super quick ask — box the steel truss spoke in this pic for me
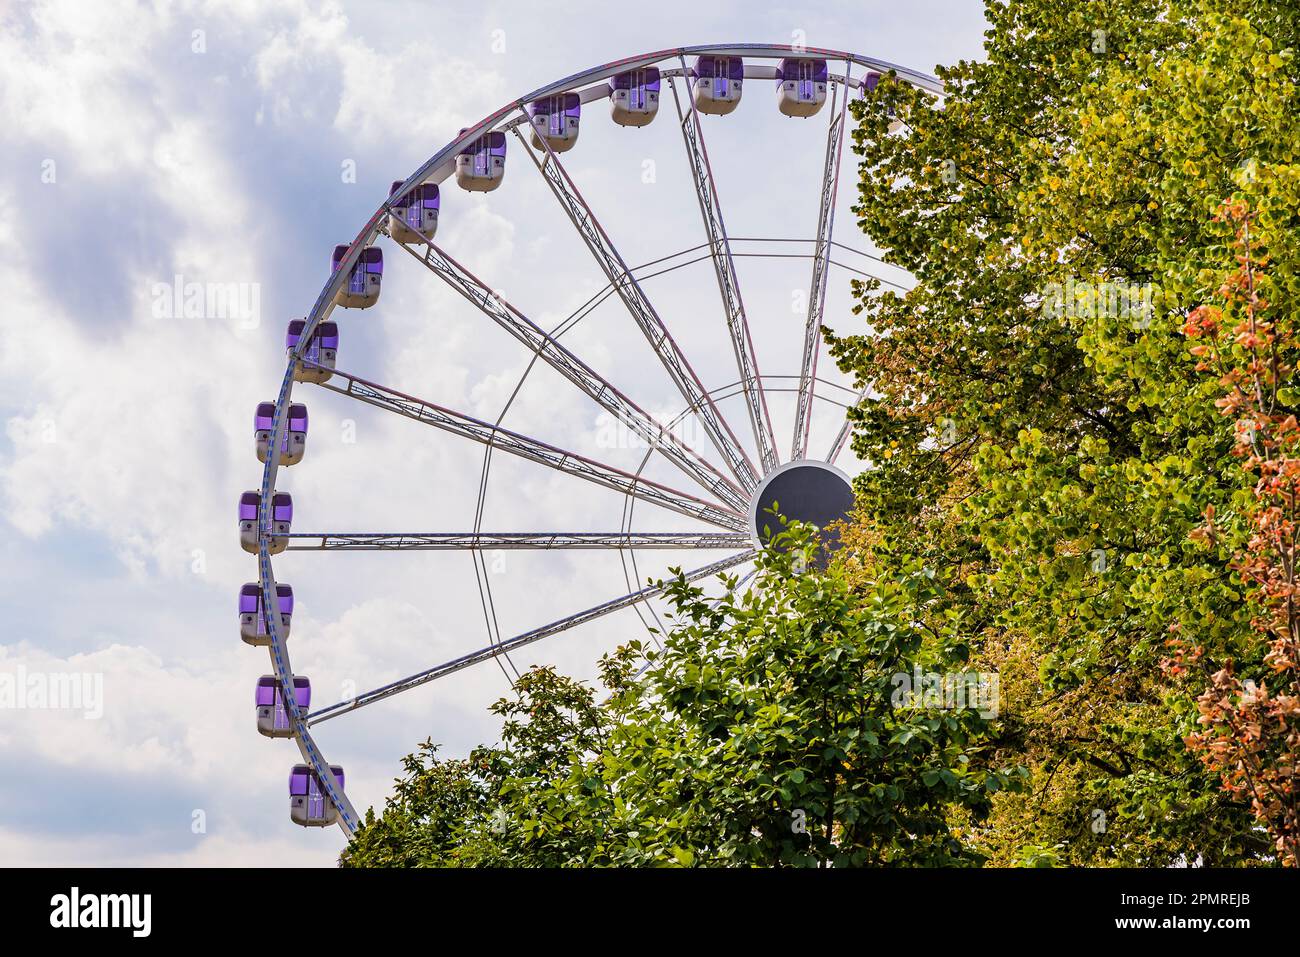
[827,385,867,463]
[314,365,747,531]
[306,549,756,725]
[399,241,748,513]
[510,122,761,493]
[285,531,751,550]
[669,63,779,475]
[793,71,851,461]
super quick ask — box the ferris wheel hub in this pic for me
[748,459,855,554]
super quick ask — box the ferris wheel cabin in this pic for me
[529,93,582,152]
[239,491,292,555]
[609,66,660,127]
[455,130,507,192]
[691,55,743,115]
[776,57,828,117]
[331,245,384,309]
[286,320,338,384]
[290,764,346,827]
[388,181,440,244]
[861,71,906,133]
[239,582,294,646]
[256,676,310,738]
[254,402,308,467]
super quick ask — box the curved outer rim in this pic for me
[258,43,942,837]
[746,458,855,548]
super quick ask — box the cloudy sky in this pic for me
[0,0,987,866]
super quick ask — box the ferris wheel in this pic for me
[240,44,942,834]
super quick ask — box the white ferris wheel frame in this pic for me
[253,43,943,835]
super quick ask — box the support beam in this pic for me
[827,386,867,463]
[401,240,748,513]
[669,65,779,475]
[792,72,851,461]
[307,549,756,725]
[314,365,748,531]
[511,123,761,491]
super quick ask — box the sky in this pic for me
[0,0,989,866]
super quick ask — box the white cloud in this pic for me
[0,1,172,177]
[250,0,506,145]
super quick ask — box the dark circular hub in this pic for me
[749,461,855,554]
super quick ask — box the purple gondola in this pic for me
[331,245,383,309]
[776,57,828,117]
[286,319,338,384]
[290,764,345,827]
[692,55,743,115]
[528,92,581,153]
[238,491,258,554]
[455,129,507,192]
[256,675,310,738]
[609,67,660,127]
[238,490,292,554]
[254,402,308,466]
[239,582,294,646]
[861,71,905,133]
[388,180,440,244]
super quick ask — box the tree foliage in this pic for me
[825,0,1300,864]
[1173,198,1300,864]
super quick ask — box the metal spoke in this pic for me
[285,531,751,550]
[510,121,761,492]
[313,365,748,531]
[399,240,748,513]
[792,70,852,461]
[669,61,779,475]
[827,385,867,463]
[306,549,756,725]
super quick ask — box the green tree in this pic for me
[825,0,1300,863]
